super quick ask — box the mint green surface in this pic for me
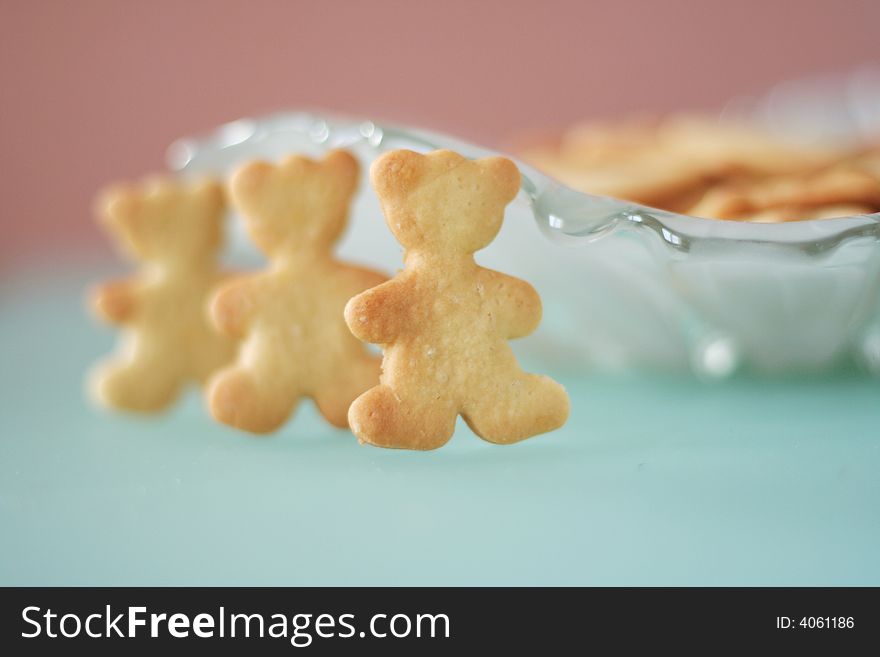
[1,261,878,586]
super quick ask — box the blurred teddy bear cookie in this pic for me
[89,178,236,411]
[207,149,387,434]
[345,149,570,450]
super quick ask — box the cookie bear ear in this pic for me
[95,184,140,229]
[322,149,359,195]
[191,178,226,212]
[479,156,521,204]
[370,149,426,200]
[230,161,275,200]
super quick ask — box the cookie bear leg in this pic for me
[348,385,456,450]
[313,356,381,429]
[463,373,569,444]
[93,358,180,412]
[208,366,300,434]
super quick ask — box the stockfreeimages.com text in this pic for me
[21,606,450,646]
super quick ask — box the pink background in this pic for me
[2,0,878,266]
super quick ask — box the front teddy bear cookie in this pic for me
[207,150,387,434]
[345,149,570,450]
[90,178,236,411]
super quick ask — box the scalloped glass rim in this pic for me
[166,110,880,256]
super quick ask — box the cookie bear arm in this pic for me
[211,275,260,339]
[92,279,139,324]
[486,270,542,339]
[338,263,389,296]
[344,277,410,344]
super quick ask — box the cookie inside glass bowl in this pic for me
[515,115,880,222]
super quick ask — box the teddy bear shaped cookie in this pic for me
[345,149,570,450]
[207,150,387,434]
[90,178,236,412]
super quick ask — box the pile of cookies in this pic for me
[89,149,570,450]
[517,116,880,222]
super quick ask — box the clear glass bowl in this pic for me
[167,110,880,378]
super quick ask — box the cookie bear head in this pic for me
[229,150,359,258]
[370,150,520,255]
[97,178,225,266]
